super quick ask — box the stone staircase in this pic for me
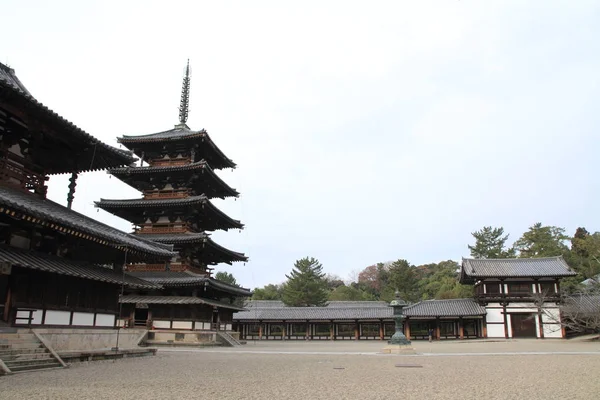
[216,331,242,347]
[0,332,65,374]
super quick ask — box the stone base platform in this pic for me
[58,348,157,363]
[381,345,417,355]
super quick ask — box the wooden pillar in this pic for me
[354,320,359,340]
[404,318,411,339]
[330,320,334,340]
[282,321,287,341]
[458,318,464,340]
[3,286,11,322]
[435,318,441,340]
[379,320,384,341]
[500,280,509,338]
[305,321,310,340]
[482,316,488,338]
[258,321,263,340]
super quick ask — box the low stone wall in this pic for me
[148,330,217,344]
[34,328,147,352]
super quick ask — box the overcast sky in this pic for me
[2,1,599,288]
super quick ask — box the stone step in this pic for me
[1,343,44,351]
[0,333,36,340]
[4,357,58,368]
[0,352,53,362]
[9,361,63,373]
[0,347,47,357]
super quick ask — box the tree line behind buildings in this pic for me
[240,223,600,307]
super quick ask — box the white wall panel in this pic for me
[45,310,71,325]
[543,323,563,338]
[95,313,115,327]
[541,308,561,323]
[153,320,171,329]
[172,321,193,330]
[486,324,505,338]
[31,310,43,324]
[72,312,94,326]
[486,308,504,323]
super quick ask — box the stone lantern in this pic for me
[388,290,411,345]
[382,291,415,354]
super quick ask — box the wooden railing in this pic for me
[0,154,48,196]
[137,225,189,234]
[476,292,560,300]
[149,157,191,167]
[143,190,190,200]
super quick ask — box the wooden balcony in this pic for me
[0,154,48,196]
[149,157,191,167]
[143,190,190,200]
[127,263,170,272]
[476,292,561,301]
[136,224,190,234]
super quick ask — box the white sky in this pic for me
[2,1,599,289]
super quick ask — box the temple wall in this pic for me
[34,328,147,351]
[16,309,115,328]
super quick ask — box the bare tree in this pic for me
[533,288,600,336]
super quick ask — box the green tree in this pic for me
[214,271,238,286]
[328,285,375,301]
[514,223,570,258]
[418,260,473,300]
[325,274,345,290]
[566,230,600,289]
[282,257,329,307]
[385,259,420,302]
[252,284,283,300]
[468,226,516,258]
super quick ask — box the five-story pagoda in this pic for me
[96,62,250,331]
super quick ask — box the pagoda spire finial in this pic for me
[178,59,191,125]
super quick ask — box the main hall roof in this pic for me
[0,63,136,173]
[0,245,160,289]
[0,186,176,258]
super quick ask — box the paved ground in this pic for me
[2,339,600,399]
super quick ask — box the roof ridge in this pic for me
[464,256,563,261]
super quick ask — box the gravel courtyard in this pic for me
[2,340,600,400]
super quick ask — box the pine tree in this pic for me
[282,257,329,307]
[468,226,516,258]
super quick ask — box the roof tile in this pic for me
[0,245,160,289]
[461,257,576,281]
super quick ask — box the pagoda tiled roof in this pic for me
[0,63,136,173]
[136,232,247,264]
[0,245,160,289]
[119,294,246,311]
[95,196,244,231]
[120,126,208,142]
[136,232,209,244]
[118,125,236,169]
[107,160,239,199]
[127,270,252,296]
[109,160,211,174]
[0,186,176,258]
[460,257,576,282]
[96,195,209,208]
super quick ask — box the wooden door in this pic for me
[510,313,536,338]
